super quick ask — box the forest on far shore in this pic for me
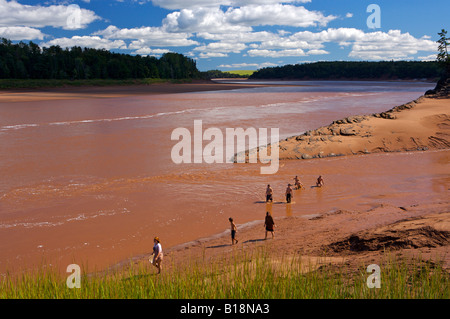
[249,61,442,80]
[0,38,200,80]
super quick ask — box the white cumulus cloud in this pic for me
[218,62,278,69]
[94,25,199,47]
[418,54,437,61]
[131,47,170,56]
[248,48,307,58]
[41,36,127,50]
[0,26,45,40]
[194,42,247,54]
[163,7,252,33]
[163,4,335,33]
[225,4,336,28]
[150,0,311,10]
[347,30,437,60]
[0,0,100,30]
[199,52,228,58]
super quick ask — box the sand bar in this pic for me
[261,96,450,160]
[0,80,267,103]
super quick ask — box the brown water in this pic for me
[1,81,447,274]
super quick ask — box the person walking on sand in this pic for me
[266,184,273,203]
[229,217,238,245]
[264,212,275,239]
[151,236,163,274]
[316,175,324,187]
[285,183,293,203]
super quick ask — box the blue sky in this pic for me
[0,0,449,71]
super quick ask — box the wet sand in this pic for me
[0,81,448,277]
[146,198,450,276]
[125,150,450,276]
[0,80,266,103]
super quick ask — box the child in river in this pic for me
[316,175,324,187]
[293,176,303,189]
[285,184,293,203]
[266,184,273,202]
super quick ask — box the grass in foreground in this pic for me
[1,248,448,299]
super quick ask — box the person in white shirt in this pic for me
[151,236,163,274]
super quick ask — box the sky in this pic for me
[0,0,449,71]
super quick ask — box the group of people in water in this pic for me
[266,175,324,204]
[228,175,325,246]
[151,175,325,273]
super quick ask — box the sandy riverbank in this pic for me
[272,96,450,160]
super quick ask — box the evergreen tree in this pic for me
[437,29,450,74]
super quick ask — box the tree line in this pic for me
[249,61,442,80]
[0,38,200,80]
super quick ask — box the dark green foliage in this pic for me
[437,29,450,75]
[0,38,199,80]
[250,61,442,80]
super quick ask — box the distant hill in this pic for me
[250,61,442,81]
